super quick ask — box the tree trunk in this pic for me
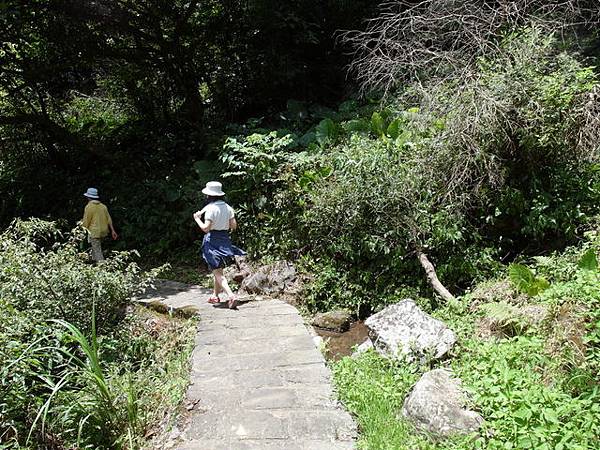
[416,250,455,302]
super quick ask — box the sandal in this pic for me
[207,296,220,304]
[228,295,238,309]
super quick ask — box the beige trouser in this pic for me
[88,235,105,262]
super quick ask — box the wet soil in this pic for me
[314,321,370,361]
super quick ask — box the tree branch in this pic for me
[416,250,455,302]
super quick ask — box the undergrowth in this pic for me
[0,220,196,449]
[332,235,600,450]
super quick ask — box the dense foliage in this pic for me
[0,220,155,331]
[0,0,376,243]
[0,220,194,449]
[218,29,600,311]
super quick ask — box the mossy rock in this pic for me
[312,310,352,332]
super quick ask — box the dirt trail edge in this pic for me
[136,280,357,450]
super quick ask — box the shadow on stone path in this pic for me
[137,280,356,450]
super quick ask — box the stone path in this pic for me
[137,281,356,450]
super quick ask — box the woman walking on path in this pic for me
[81,187,118,262]
[193,181,245,309]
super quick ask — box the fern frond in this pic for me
[480,301,520,323]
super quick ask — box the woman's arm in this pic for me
[229,217,238,231]
[108,222,119,240]
[193,211,212,233]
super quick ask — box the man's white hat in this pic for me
[202,181,225,197]
[84,187,99,199]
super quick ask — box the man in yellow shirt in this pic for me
[82,187,118,262]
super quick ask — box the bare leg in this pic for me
[214,268,238,309]
[213,268,234,298]
[213,272,222,298]
[206,266,223,303]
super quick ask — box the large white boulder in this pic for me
[365,299,456,363]
[401,369,483,437]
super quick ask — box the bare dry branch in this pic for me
[341,0,600,95]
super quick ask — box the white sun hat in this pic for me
[202,181,225,197]
[84,187,99,199]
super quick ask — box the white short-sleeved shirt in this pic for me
[204,201,235,230]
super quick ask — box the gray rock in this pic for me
[241,272,270,294]
[240,261,296,296]
[365,299,457,363]
[232,270,250,283]
[268,261,296,292]
[225,256,252,283]
[312,310,352,332]
[401,369,483,437]
[352,338,374,357]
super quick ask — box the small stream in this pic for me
[313,321,370,361]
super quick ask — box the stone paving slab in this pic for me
[177,439,355,450]
[139,280,356,449]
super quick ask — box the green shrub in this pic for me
[0,303,195,450]
[0,301,59,449]
[508,263,550,297]
[303,133,499,297]
[221,130,325,257]
[0,219,159,332]
[0,219,193,449]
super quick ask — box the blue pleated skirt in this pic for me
[202,230,246,271]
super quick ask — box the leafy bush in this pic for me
[0,219,193,449]
[455,336,600,450]
[537,262,600,394]
[303,131,497,297]
[220,131,325,257]
[508,263,550,297]
[0,219,158,332]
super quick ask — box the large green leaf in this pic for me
[316,118,337,147]
[509,263,550,296]
[509,263,535,294]
[387,119,401,139]
[343,119,370,134]
[578,248,598,271]
[528,277,550,296]
[371,112,386,137]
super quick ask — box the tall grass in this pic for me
[28,306,138,449]
[1,221,195,449]
[13,306,196,450]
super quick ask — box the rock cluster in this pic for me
[239,261,297,296]
[355,299,483,439]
